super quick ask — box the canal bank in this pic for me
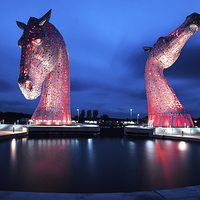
[2,124,200,143]
[1,184,200,199]
[1,126,200,198]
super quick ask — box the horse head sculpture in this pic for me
[143,13,200,127]
[17,9,71,125]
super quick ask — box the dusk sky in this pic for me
[1,0,200,119]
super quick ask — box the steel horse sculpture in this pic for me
[143,13,200,127]
[17,9,71,125]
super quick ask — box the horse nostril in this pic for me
[25,81,33,91]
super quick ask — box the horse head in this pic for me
[143,12,200,69]
[17,9,61,100]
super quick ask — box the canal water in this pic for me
[0,136,200,193]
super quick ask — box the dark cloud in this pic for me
[71,79,99,91]
[0,79,15,92]
[99,109,148,119]
[127,90,147,101]
[0,99,35,114]
[0,99,26,106]
[111,44,148,79]
[119,42,200,83]
[165,45,200,80]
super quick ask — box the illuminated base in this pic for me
[155,127,200,135]
[27,124,100,135]
[124,125,200,137]
[148,113,194,128]
[30,118,71,126]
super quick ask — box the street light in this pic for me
[77,109,79,123]
[130,109,132,121]
[137,114,140,124]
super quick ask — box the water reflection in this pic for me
[155,140,172,183]
[87,138,94,172]
[145,140,155,160]
[22,137,27,143]
[87,138,92,151]
[24,138,72,192]
[11,139,16,162]
[0,137,200,193]
[121,139,135,155]
[178,141,187,151]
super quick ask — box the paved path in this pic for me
[0,130,25,135]
[0,124,27,140]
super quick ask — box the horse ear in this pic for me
[143,46,152,52]
[16,21,27,30]
[38,9,52,26]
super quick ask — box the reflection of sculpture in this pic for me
[17,10,71,125]
[143,13,200,127]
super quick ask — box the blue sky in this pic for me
[0,0,200,119]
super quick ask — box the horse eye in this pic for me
[32,38,42,46]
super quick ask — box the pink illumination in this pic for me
[17,10,71,125]
[144,13,200,127]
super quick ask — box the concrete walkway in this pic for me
[0,124,27,140]
[154,133,200,143]
[1,185,200,200]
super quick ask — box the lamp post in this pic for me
[137,114,140,124]
[130,109,132,121]
[77,109,79,123]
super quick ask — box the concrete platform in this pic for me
[1,184,200,200]
[155,127,200,135]
[0,124,100,138]
[0,124,27,140]
[124,125,155,137]
[124,126,200,143]
[28,124,100,135]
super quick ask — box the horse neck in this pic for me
[144,60,184,114]
[40,45,70,107]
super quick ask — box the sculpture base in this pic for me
[148,113,194,128]
[124,126,155,137]
[27,124,100,136]
[124,126,200,139]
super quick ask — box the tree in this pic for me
[93,110,98,120]
[86,110,92,120]
[101,114,109,120]
[79,110,85,122]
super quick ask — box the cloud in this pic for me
[164,45,200,80]
[0,99,26,106]
[0,79,15,92]
[0,99,35,114]
[71,79,102,92]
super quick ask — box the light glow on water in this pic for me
[11,139,16,164]
[178,141,187,151]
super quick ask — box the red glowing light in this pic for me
[17,10,71,125]
[144,13,200,127]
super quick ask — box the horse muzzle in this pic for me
[18,79,41,100]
